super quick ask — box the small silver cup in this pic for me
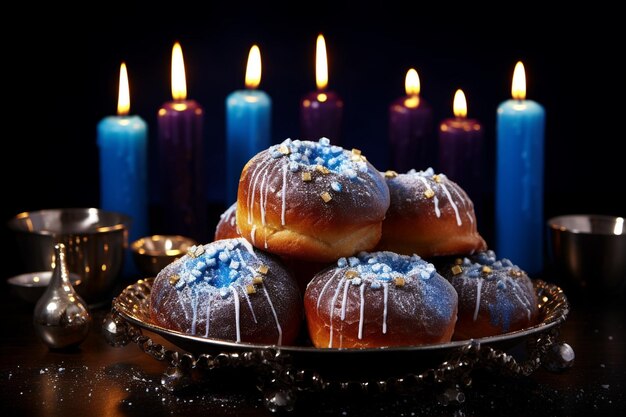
[547,214,626,295]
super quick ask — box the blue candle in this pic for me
[226,45,272,205]
[97,62,148,246]
[496,61,545,275]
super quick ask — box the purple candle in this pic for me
[388,68,434,172]
[157,42,207,242]
[438,89,484,206]
[300,34,343,144]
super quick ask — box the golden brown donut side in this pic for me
[237,139,390,262]
[376,168,487,258]
[214,202,240,240]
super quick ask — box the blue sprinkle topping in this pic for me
[337,258,348,268]
[337,251,437,284]
[267,138,368,178]
[331,181,342,192]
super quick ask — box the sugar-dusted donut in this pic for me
[150,238,302,345]
[376,168,486,258]
[304,251,458,348]
[236,138,390,262]
[441,250,539,340]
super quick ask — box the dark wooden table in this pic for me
[1,279,624,417]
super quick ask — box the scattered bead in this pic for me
[316,165,330,174]
[424,189,435,198]
[169,275,180,286]
[394,276,405,287]
[278,145,290,155]
[451,265,463,275]
[482,266,492,274]
[345,270,359,279]
[257,264,269,275]
[433,174,442,183]
[246,284,256,294]
[321,191,332,202]
[253,276,264,285]
[302,171,312,182]
[384,170,398,178]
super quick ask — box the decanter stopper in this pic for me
[33,243,92,349]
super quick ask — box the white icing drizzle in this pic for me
[340,280,351,320]
[261,285,283,345]
[450,185,475,225]
[230,285,241,342]
[190,289,198,335]
[239,239,257,257]
[510,279,533,320]
[439,182,462,226]
[177,290,190,321]
[473,278,483,322]
[204,299,211,337]
[281,161,287,226]
[328,277,346,348]
[358,282,365,340]
[417,176,440,217]
[246,158,270,224]
[250,225,256,245]
[259,167,269,226]
[238,284,258,323]
[316,270,341,312]
[382,282,389,334]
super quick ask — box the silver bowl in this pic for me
[130,235,196,277]
[547,214,626,294]
[8,271,82,304]
[7,208,130,304]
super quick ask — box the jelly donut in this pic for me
[441,250,539,340]
[236,138,391,262]
[304,251,458,348]
[149,237,303,345]
[376,168,487,258]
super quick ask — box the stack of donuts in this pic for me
[151,137,539,348]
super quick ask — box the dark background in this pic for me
[2,3,624,280]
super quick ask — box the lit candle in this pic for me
[225,45,272,205]
[388,68,434,172]
[438,89,484,206]
[496,61,546,275]
[157,42,207,242]
[300,34,343,144]
[97,62,148,245]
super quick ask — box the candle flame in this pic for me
[315,34,328,90]
[512,61,526,100]
[245,45,262,89]
[405,68,420,96]
[453,89,467,118]
[117,62,130,116]
[171,42,187,100]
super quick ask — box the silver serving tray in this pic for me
[112,277,569,378]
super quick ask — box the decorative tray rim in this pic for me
[111,277,569,355]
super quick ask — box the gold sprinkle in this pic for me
[384,170,398,178]
[351,154,364,162]
[257,264,269,275]
[482,266,492,274]
[394,276,405,287]
[351,148,362,156]
[278,145,290,155]
[169,275,180,286]
[316,165,330,174]
[345,270,359,279]
[454,258,463,265]
[187,245,205,258]
[509,269,522,277]
[424,189,435,198]
[321,191,332,203]
[451,265,463,275]
[433,174,442,183]
[302,172,312,182]
[246,284,257,294]
[253,276,264,285]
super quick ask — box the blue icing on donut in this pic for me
[268,137,369,178]
[175,239,258,291]
[335,251,437,282]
